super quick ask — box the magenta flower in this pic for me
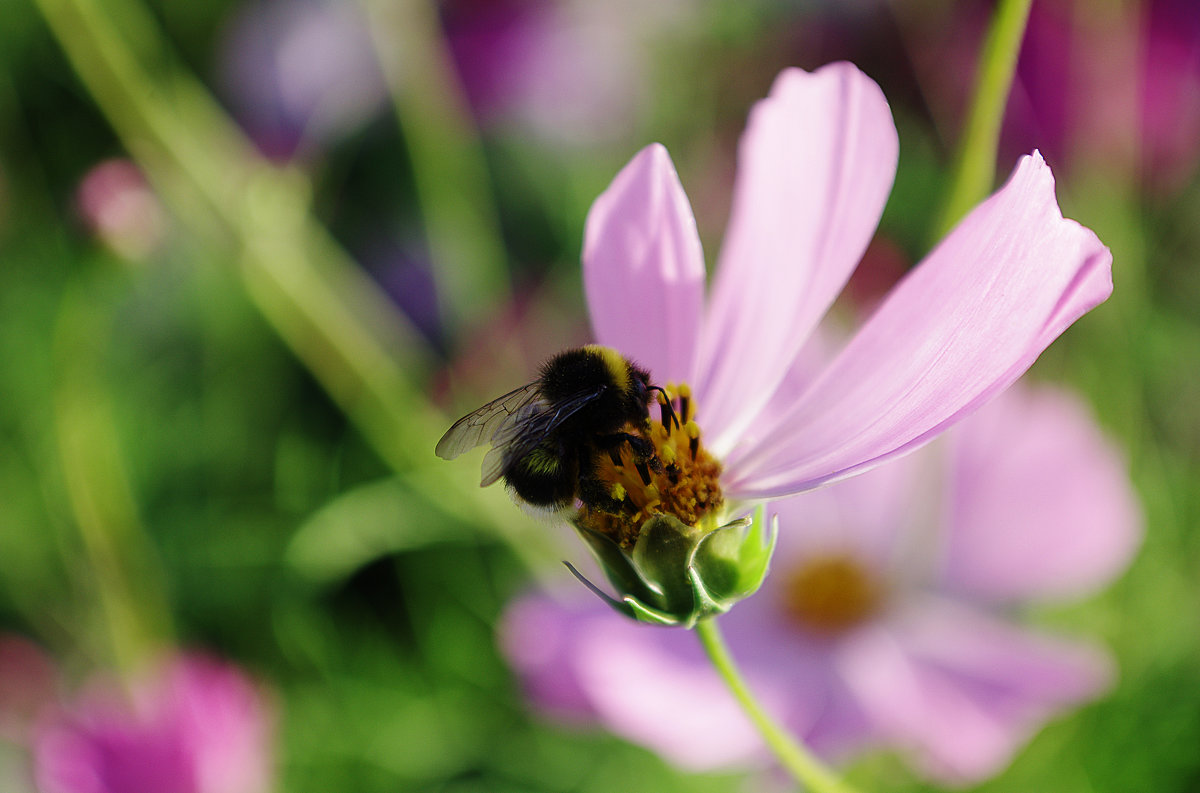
[559,61,1111,624]
[33,653,273,793]
[500,383,1141,783]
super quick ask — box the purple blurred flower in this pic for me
[583,61,1111,505]
[218,0,386,159]
[441,0,685,146]
[915,0,1200,191]
[500,383,1141,783]
[33,654,273,793]
[1139,0,1200,191]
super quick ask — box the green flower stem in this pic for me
[361,0,512,332]
[31,0,556,569]
[933,0,1034,240]
[695,617,866,793]
[53,279,173,672]
[32,0,441,448]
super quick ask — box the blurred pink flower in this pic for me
[74,159,167,263]
[583,61,1112,504]
[33,654,273,793]
[0,636,57,744]
[441,0,686,147]
[1138,0,1200,191]
[500,383,1141,783]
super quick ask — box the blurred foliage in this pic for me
[0,0,1198,791]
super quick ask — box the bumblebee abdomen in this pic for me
[504,445,579,508]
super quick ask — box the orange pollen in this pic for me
[576,383,724,548]
[780,554,884,635]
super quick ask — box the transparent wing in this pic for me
[480,401,548,486]
[477,385,608,487]
[435,381,542,460]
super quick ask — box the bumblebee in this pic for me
[436,345,673,511]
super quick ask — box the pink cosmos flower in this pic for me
[582,61,1111,508]
[33,653,273,793]
[445,61,1112,627]
[499,382,1142,783]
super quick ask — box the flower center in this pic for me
[780,554,883,635]
[575,383,724,548]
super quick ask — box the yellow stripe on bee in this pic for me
[586,344,630,394]
[524,447,561,475]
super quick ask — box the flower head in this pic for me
[500,383,1142,783]
[33,653,273,793]
[566,62,1111,622]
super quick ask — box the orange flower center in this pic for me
[575,383,724,548]
[780,554,883,635]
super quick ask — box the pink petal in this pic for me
[496,594,602,721]
[696,62,898,453]
[574,618,767,771]
[165,655,274,793]
[941,384,1142,601]
[33,653,273,793]
[499,590,766,770]
[767,447,945,578]
[719,590,879,760]
[839,598,1113,785]
[583,143,706,386]
[726,151,1113,498]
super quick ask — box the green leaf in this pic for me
[285,477,467,584]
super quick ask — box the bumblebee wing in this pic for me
[435,381,542,460]
[478,385,608,487]
[479,401,549,486]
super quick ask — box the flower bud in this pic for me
[568,509,777,628]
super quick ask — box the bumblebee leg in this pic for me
[596,432,661,472]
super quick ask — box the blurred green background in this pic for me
[0,0,1198,791]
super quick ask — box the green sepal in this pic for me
[570,507,778,628]
[695,505,777,603]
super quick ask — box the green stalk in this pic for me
[932,0,1035,239]
[361,0,511,333]
[31,0,556,567]
[53,279,173,672]
[695,618,867,793]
